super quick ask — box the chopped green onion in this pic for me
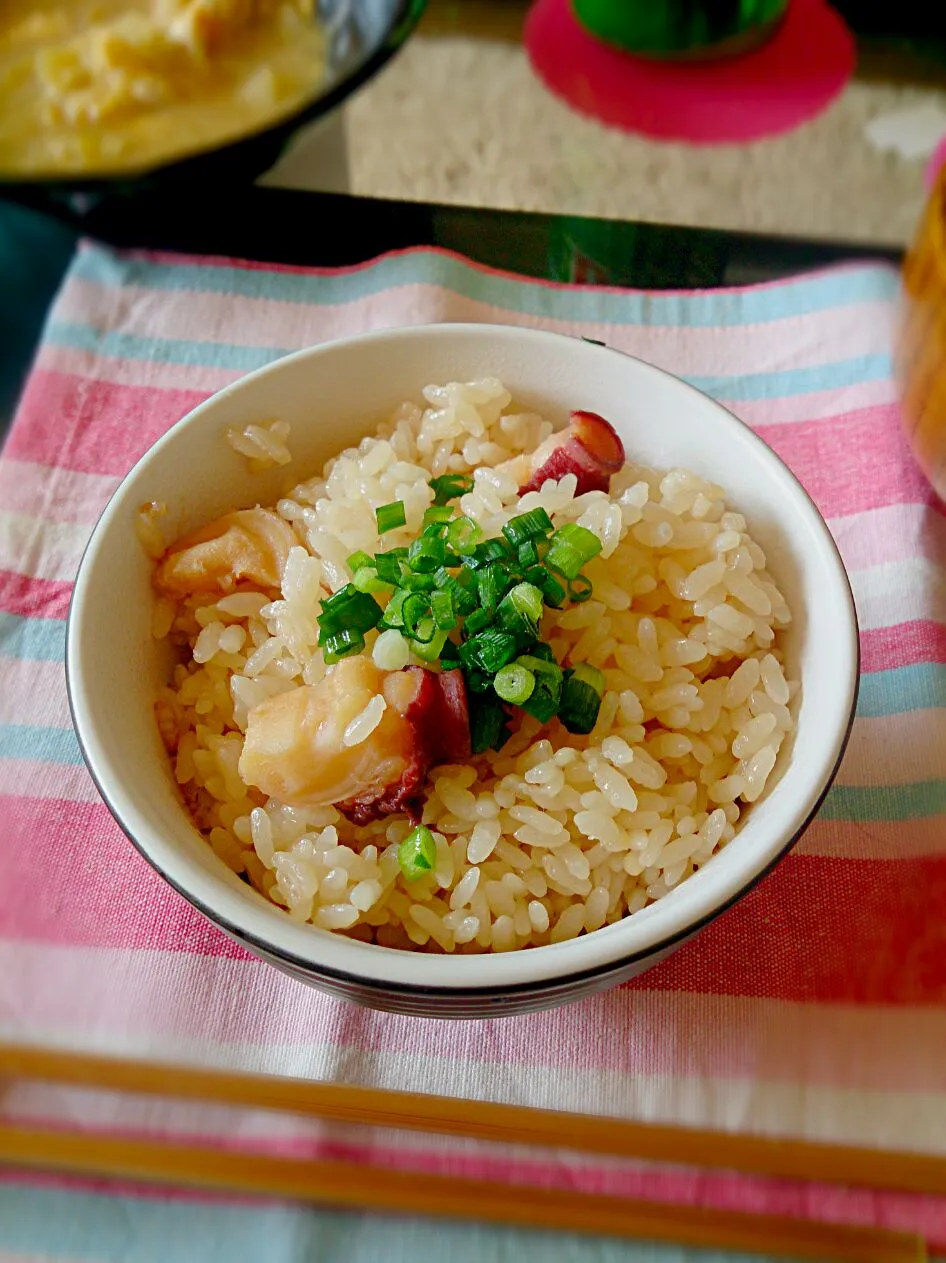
[398,825,437,881]
[502,506,554,548]
[318,584,383,636]
[463,607,492,636]
[376,500,406,534]
[423,505,455,529]
[430,588,457,630]
[517,539,540,569]
[352,566,391,596]
[402,593,433,641]
[346,549,373,574]
[545,523,602,579]
[374,549,406,585]
[526,641,556,663]
[407,534,446,574]
[516,654,564,722]
[429,473,474,506]
[525,565,567,609]
[446,515,482,556]
[434,567,478,616]
[477,562,511,613]
[459,628,518,673]
[568,574,593,603]
[411,624,450,662]
[322,628,365,665]
[469,694,511,754]
[493,663,535,706]
[400,571,437,592]
[469,537,511,569]
[464,666,492,694]
[559,663,605,734]
[439,639,462,670]
[380,587,409,629]
[496,582,544,635]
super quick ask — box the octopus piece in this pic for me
[517,410,625,497]
[154,506,295,599]
[238,657,470,824]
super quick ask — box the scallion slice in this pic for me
[374,549,406,585]
[429,473,474,506]
[408,533,446,574]
[515,654,564,723]
[459,628,518,673]
[422,505,455,529]
[346,549,373,574]
[524,564,567,609]
[496,582,544,633]
[502,506,553,548]
[559,662,605,734]
[477,562,511,612]
[376,500,406,534]
[379,587,409,629]
[517,539,540,569]
[411,624,449,661]
[544,523,602,579]
[568,573,593,603]
[463,607,492,636]
[398,825,437,881]
[322,628,365,665]
[318,584,383,636]
[446,515,482,556]
[469,537,511,569]
[469,694,511,754]
[430,588,457,630]
[402,593,433,641]
[493,663,535,706]
[352,566,391,596]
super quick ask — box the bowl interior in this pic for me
[68,324,858,993]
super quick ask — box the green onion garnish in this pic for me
[517,539,540,569]
[376,500,406,534]
[515,654,564,722]
[347,549,373,574]
[496,582,544,635]
[318,584,383,637]
[559,662,605,734]
[408,533,446,574]
[469,537,511,569]
[459,628,518,674]
[477,562,511,613]
[434,567,478,615]
[398,825,437,881]
[502,507,554,548]
[463,607,492,636]
[544,523,602,579]
[352,566,391,596]
[323,628,365,665]
[374,549,406,585]
[423,505,455,529]
[430,588,457,630]
[525,565,567,609]
[429,473,474,506]
[568,574,593,603]
[493,663,535,706]
[379,587,409,629]
[411,624,450,661]
[446,515,482,555]
[400,570,437,592]
[469,694,511,754]
[402,593,433,641]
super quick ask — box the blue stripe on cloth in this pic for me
[856,663,946,717]
[0,1182,792,1263]
[820,779,946,822]
[0,723,80,763]
[43,319,892,402]
[0,610,66,661]
[71,246,901,328]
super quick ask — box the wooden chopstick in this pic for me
[2,1042,945,1197]
[0,1123,926,1263]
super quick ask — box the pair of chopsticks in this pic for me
[0,1043,930,1262]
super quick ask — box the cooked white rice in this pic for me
[152,379,797,954]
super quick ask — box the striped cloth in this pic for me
[1,243,945,1250]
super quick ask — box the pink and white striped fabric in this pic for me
[2,243,944,1246]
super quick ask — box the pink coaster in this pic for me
[524,0,855,144]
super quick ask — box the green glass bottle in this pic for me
[572,0,789,60]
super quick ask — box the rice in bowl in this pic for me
[145,378,796,954]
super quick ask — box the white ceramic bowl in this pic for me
[67,324,858,1017]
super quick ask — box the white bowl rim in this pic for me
[67,323,859,997]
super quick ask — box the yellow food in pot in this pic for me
[0,0,326,176]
